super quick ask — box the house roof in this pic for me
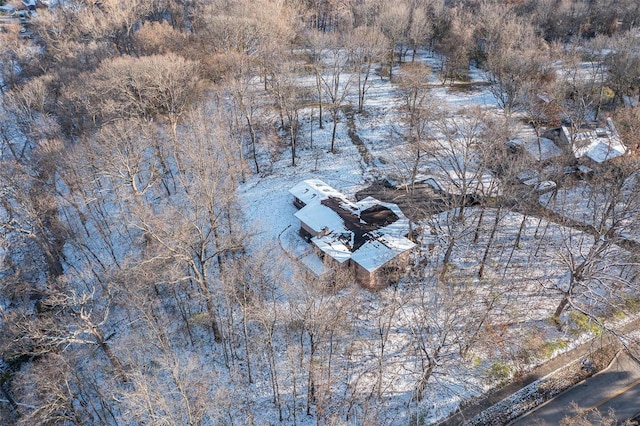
[291,180,416,273]
[508,136,563,162]
[311,235,353,264]
[413,172,501,197]
[563,118,626,163]
[295,198,354,235]
[289,179,347,206]
[350,233,416,273]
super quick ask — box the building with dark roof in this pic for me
[290,179,416,289]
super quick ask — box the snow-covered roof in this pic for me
[291,180,416,275]
[311,235,352,264]
[564,119,627,163]
[289,179,347,206]
[508,136,563,162]
[295,200,352,235]
[350,233,416,272]
[409,174,445,192]
[357,196,404,217]
[411,172,501,197]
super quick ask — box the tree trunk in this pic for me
[242,306,253,384]
[553,294,570,328]
[358,61,372,113]
[410,146,421,186]
[245,112,259,174]
[514,214,527,249]
[473,209,485,244]
[315,73,323,128]
[441,236,455,280]
[307,334,316,416]
[478,206,501,278]
[357,73,364,113]
[290,121,297,166]
[414,363,434,402]
[330,112,338,153]
[205,292,223,342]
[96,336,128,382]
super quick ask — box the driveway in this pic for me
[511,351,640,425]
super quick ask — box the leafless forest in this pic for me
[1,0,640,424]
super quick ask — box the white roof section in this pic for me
[509,136,563,162]
[432,171,502,197]
[411,174,445,192]
[577,139,626,163]
[289,179,347,206]
[311,235,352,264]
[350,234,416,272]
[565,119,627,163]
[357,196,404,217]
[295,202,348,235]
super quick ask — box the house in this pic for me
[22,0,36,11]
[412,172,502,200]
[506,136,563,163]
[545,118,627,165]
[289,179,347,210]
[290,179,416,289]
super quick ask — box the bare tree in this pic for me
[317,33,354,153]
[91,0,157,54]
[555,46,606,139]
[0,281,128,404]
[479,7,551,117]
[71,53,202,127]
[268,61,308,166]
[11,352,98,425]
[542,165,640,327]
[346,26,389,113]
[396,61,438,185]
[376,1,411,79]
[308,31,328,129]
[131,20,187,56]
[406,0,434,61]
[123,106,247,344]
[0,30,39,92]
[604,31,640,107]
[403,272,501,402]
[434,7,474,84]
[429,109,494,220]
[0,145,67,280]
[286,267,353,420]
[559,401,619,426]
[220,52,265,174]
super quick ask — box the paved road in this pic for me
[511,351,640,425]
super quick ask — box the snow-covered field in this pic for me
[232,53,634,424]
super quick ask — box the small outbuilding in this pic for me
[545,118,627,165]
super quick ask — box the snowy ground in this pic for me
[1,38,634,425]
[233,51,634,424]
